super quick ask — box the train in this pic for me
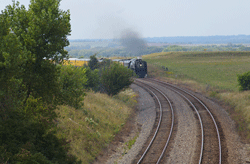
[64,57,148,78]
[116,58,147,78]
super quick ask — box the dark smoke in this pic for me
[119,29,147,56]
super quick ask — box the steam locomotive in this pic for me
[117,58,147,78]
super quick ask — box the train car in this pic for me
[63,57,147,78]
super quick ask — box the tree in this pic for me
[0,1,79,163]
[238,71,250,91]
[100,62,134,96]
[3,0,71,103]
[89,54,99,70]
[58,65,87,109]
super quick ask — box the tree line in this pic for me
[67,44,250,58]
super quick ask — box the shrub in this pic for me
[100,62,134,96]
[84,67,100,91]
[89,54,99,70]
[58,65,87,109]
[238,71,250,91]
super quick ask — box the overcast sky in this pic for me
[1,0,250,39]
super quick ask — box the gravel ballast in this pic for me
[94,80,250,164]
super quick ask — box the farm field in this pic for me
[143,51,250,91]
[143,51,250,141]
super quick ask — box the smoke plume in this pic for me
[119,29,147,56]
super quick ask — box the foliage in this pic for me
[89,54,99,70]
[2,0,71,103]
[0,95,80,163]
[163,45,187,52]
[84,67,100,91]
[100,62,134,96]
[58,65,87,109]
[98,58,113,68]
[0,0,80,163]
[238,71,250,91]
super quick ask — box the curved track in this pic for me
[134,81,175,164]
[135,78,222,164]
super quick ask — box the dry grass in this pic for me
[219,91,250,129]
[55,89,137,163]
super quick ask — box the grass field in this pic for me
[144,51,250,91]
[143,51,250,141]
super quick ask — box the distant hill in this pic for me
[70,35,250,44]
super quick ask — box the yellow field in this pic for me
[63,59,90,67]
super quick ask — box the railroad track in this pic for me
[133,80,175,164]
[135,78,222,164]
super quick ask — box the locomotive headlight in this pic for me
[140,64,142,67]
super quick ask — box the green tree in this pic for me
[238,71,250,91]
[58,65,87,109]
[3,0,71,103]
[89,54,99,70]
[84,67,100,91]
[100,62,134,96]
[0,1,79,163]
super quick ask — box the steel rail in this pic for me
[149,78,222,164]
[137,81,175,164]
[135,82,163,164]
[135,81,174,164]
[138,79,204,164]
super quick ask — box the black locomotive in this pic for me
[118,58,147,78]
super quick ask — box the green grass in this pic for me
[144,51,250,91]
[126,134,138,150]
[55,89,137,163]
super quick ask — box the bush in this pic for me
[58,65,87,109]
[100,62,134,96]
[89,54,99,70]
[238,71,250,91]
[84,67,100,91]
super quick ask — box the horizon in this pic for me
[69,34,250,43]
[68,34,250,41]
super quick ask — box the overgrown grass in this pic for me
[55,89,137,163]
[143,51,250,141]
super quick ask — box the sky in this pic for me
[1,0,250,39]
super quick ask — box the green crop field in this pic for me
[143,51,250,91]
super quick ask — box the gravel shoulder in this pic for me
[93,84,156,164]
